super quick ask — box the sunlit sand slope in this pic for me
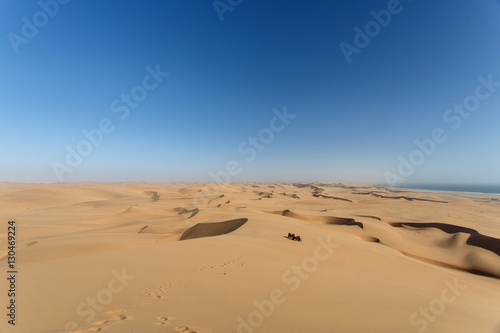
[0,182,499,333]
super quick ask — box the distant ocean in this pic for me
[392,184,500,195]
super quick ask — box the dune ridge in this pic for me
[389,222,500,256]
[1,182,500,333]
[179,218,248,241]
[354,191,448,203]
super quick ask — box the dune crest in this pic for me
[180,218,248,240]
[389,222,500,256]
[2,182,500,333]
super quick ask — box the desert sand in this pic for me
[0,182,499,333]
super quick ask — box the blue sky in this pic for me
[1,0,500,184]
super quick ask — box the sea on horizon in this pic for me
[392,184,500,195]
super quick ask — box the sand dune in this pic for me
[273,209,364,229]
[180,218,248,241]
[354,190,448,203]
[389,222,500,256]
[175,207,200,218]
[0,182,500,333]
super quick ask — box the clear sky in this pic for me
[1,0,500,184]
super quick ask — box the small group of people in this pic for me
[287,232,302,242]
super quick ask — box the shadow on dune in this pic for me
[307,185,353,202]
[276,210,363,229]
[354,192,447,203]
[255,191,273,199]
[357,236,380,243]
[356,215,382,221]
[312,193,353,202]
[280,192,300,199]
[389,222,500,257]
[180,218,248,241]
[174,207,200,218]
[144,191,160,202]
